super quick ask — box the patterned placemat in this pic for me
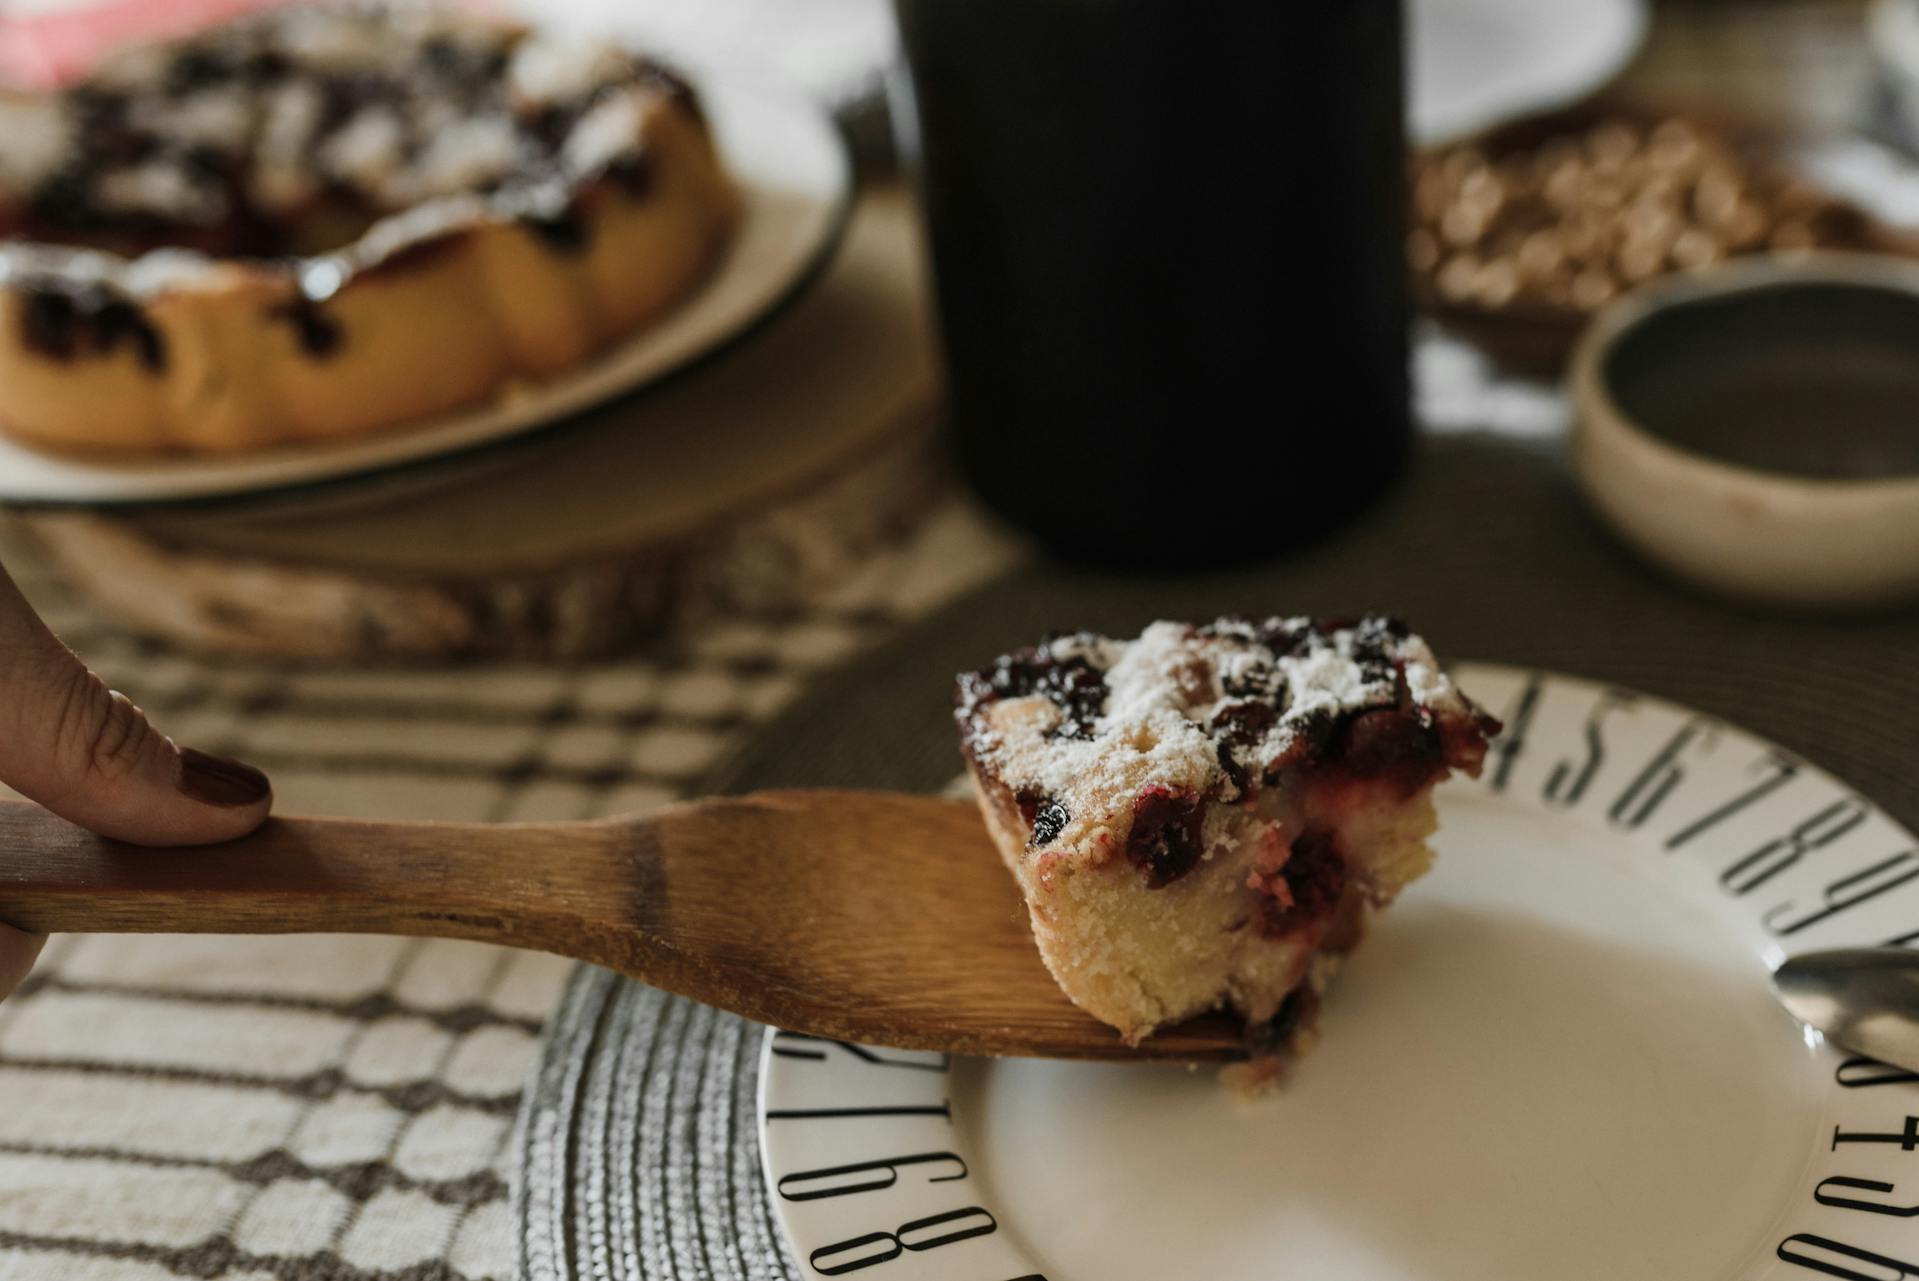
[509,431,1919,1281]
[0,502,1016,1281]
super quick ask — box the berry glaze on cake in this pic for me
[0,6,735,453]
[955,617,1499,1060]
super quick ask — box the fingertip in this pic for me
[27,741,275,848]
[0,666,273,846]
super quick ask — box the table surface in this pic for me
[0,2,1902,1279]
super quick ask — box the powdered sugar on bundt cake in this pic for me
[0,6,735,454]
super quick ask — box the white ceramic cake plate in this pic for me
[0,71,852,507]
[1411,0,1648,144]
[760,663,1919,1281]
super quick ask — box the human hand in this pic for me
[0,562,272,999]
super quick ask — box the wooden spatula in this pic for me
[0,792,1242,1061]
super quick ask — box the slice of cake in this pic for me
[955,616,1498,1057]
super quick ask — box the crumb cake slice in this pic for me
[955,616,1499,1053]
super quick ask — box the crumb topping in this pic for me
[0,7,715,374]
[956,617,1488,856]
[0,7,703,275]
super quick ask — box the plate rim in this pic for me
[756,660,1919,1280]
[0,70,855,511]
[1411,0,1651,145]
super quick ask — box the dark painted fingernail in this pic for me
[177,747,271,807]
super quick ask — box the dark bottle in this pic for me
[893,0,1410,568]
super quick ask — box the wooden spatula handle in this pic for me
[0,792,1249,1058]
[0,800,629,950]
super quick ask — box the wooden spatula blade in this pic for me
[607,792,1243,1059]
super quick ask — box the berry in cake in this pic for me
[0,7,735,453]
[955,616,1499,1058]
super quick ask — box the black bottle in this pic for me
[894,0,1411,568]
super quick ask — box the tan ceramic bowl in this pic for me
[1571,253,1919,611]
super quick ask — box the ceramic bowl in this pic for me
[1570,252,1919,610]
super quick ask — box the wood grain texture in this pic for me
[0,792,1241,1061]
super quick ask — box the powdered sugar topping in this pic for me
[957,617,1476,852]
[0,96,72,190]
[0,7,702,289]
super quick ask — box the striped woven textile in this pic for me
[0,506,1015,1281]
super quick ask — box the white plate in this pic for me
[1411,0,1649,144]
[760,664,1919,1280]
[0,72,852,507]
